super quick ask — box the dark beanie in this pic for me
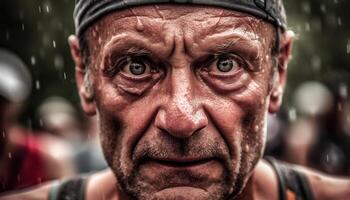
[74,0,287,37]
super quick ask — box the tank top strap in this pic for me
[48,176,88,200]
[265,157,315,200]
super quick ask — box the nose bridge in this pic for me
[155,67,208,138]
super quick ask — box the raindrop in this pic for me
[38,6,42,13]
[244,144,250,152]
[289,108,297,122]
[31,56,36,66]
[337,103,342,111]
[347,40,350,54]
[311,55,321,71]
[2,130,5,138]
[320,4,326,13]
[8,152,12,159]
[53,40,56,48]
[54,55,64,70]
[301,2,311,14]
[63,72,67,80]
[5,31,10,41]
[21,23,25,31]
[39,118,43,127]
[339,84,347,98]
[326,154,329,163]
[36,80,41,90]
[305,22,310,32]
[337,17,342,26]
[46,5,50,13]
[254,125,260,133]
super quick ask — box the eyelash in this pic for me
[104,54,154,77]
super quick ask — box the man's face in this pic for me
[78,5,281,200]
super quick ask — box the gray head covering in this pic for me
[74,0,287,37]
[0,49,32,102]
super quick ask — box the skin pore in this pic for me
[2,4,350,200]
[73,4,283,200]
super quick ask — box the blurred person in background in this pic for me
[37,97,107,173]
[269,79,350,176]
[2,0,350,200]
[0,49,74,193]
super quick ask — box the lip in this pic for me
[145,157,217,169]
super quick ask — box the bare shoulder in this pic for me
[85,169,128,200]
[293,165,350,200]
[0,182,54,200]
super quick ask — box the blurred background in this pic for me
[0,0,349,194]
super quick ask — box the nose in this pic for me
[155,68,208,139]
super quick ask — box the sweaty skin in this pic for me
[1,4,350,200]
[82,5,277,200]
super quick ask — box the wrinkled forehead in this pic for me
[84,5,275,58]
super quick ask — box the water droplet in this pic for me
[38,6,42,13]
[36,80,41,90]
[301,2,311,14]
[339,84,347,98]
[305,22,310,32]
[346,40,350,54]
[254,125,260,132]
[21,23,25,31]
[5,31,10,41]
[8,152,12,159]
[31,56,36,66]
[136,17,144,32]
[63,72,67,80]
[289,108,297,122]
[338,103,342,111]
[320,4,327,13]
[337,17,342,26]
[2,130,5,138]
[46,5,50,13]
[244,144,250,152]
[54,55,64,70]
[52,40,56,48]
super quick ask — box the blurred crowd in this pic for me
[265,78,350,176]
[0,49,106,193]
[0,48,349,194]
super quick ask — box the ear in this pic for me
[268,30,294,113]
[68,35,96,116]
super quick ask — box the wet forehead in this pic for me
[86,4,274,61]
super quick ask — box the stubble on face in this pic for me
[85,4,276,200]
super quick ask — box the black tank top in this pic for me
[48,158,314,200]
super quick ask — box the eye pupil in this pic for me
[217,58,235,72]
[130,62,146,75]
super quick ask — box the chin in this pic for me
[151,186,213,200]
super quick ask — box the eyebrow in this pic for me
[209,38,261,61]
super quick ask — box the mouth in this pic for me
[144,157,217,168]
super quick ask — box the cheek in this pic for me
[95,79,163,170]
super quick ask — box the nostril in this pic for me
[154,108,208,139]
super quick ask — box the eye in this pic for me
[216,57,238,72]
[129,62,146,75]
[203,54,244,76]
[122,57,152,76]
